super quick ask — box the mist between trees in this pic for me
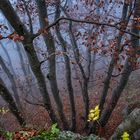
[0,0,140,139]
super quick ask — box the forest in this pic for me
[0,0,140,139]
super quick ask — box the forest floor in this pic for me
[0,70,140,139]
[0,90,127,139]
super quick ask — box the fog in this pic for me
[0,0,140,139]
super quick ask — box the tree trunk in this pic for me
[0,56,22,111]
[99,0,140,127]
[0,79,26,126]
[35,0,68,129]
[69,21,89,122]
[60,6,90,126]
[99,58,132,126]
[0,0,58,124]
[89,5,131,132]
[99,1,130,113]
[54,1,76,130]
[23,39,58,123]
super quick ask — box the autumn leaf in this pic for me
[0,34,3,39]
[121,132,130,140]
[87,105,100,122]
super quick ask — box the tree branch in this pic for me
[1,16,140,40]
[24,98,45,107]
[33,17,140,39]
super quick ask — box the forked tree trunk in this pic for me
[22,39,58,123]
[35,0,68,129]
[90,0,137,133]
[55,0,76,131]
[0,0,58,124]
[60,7,90,123]
[69,21,89,122]
[99,0,140,128]
[99,58,133,126]
[99,1,130,112]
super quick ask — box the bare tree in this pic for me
[35,0,68,129]
[0,56,22,111]
[99,0,132,113]
[0,0,140,135]
[0,0,58,124]
[0,78,26,126]
[54,0,76,131]
[97,0,140,130]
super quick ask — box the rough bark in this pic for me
[110,108,140,140]
[122,101,140,119]
[0,79,26,126]
[35,0,68,129]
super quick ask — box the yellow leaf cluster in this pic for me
[121,132,130,140]
[0,107,9,115]
[87,105,100,122]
